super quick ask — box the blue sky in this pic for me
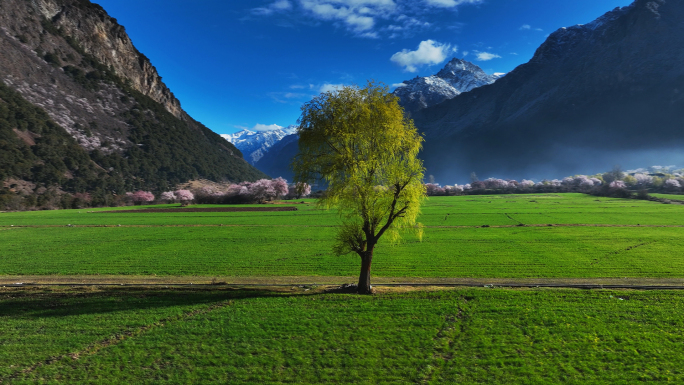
[94,0,633,135]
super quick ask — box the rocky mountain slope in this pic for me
[393,58,498,113]
[221,125,297,164]
[0,0,265,206]
[413,0,684,182]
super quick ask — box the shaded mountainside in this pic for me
[253,133,299,180]
[0,0,265,204]
[413,0,684,182]
[393,58,498,113]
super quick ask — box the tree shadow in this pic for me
[0,286,316,318]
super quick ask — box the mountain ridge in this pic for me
[221,125,297,164]
[393,58,498,113]
[412,0,684,182]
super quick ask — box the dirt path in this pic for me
[2,275,684,289]
[3,223,684,229]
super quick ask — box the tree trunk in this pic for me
[357,249,374,294]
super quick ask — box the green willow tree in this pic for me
[292,81,426,294]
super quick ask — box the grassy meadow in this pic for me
[3,193,684,383]
[1,286,683,384]
[1,193,684,278]
[650,193,684,201]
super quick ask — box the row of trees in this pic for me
[123,178,312,206]
[192,178,311,204]
[425,168,684,196]
[1,178,312,211]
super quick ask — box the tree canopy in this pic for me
[293,81,426,294]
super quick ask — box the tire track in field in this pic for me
[504,213,523,225]
[590,241,655,266]
[1,300,234,383]
[417,297,470,384]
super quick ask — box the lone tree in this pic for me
[292,81,426,294]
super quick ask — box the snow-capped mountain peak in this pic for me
[221,125,297,164]
[393,58,498,112]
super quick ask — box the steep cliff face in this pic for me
[0,0,266,207]
[413,0,684,182]
[33,0,182,118]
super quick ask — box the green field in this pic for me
[650,193,684,201]
[2,194,684,278]
[3,193,684,383]
[2,286,683,384]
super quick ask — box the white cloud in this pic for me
[392,83,407,88]
[520,24,543,32]
[319,83,346,93]
[295,0,479,38]
[284,92,307,98]
[252,123,285,131]
[424,0,482,7]
[299,0,395,34]
[509,52,518,55]
[493,72,506,77]
[475,51,501,61]
[273,0,293,10]
[462,50,469,57]
[390,39,453,72]
[252,0,293,15]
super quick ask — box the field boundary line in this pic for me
[5,282,684,290]
[0,300,234,383]
[3,223,684,229]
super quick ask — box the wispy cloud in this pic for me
[384,15,431,38]
[250,0,482,38]
[233,123,285,132]
[520,23,543,31]
[319,83,346,93]
[298,0,394,35]
[252,0,293,15]
[254,123,285,131]
[424,0,482,7]
[474,51,501,61]
[391,40,455,72]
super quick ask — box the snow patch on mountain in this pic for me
[393,58,498,112]
[222,125,297,164]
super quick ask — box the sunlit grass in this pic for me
[2,194,684,278]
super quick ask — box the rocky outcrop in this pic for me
[33,0,182,118]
